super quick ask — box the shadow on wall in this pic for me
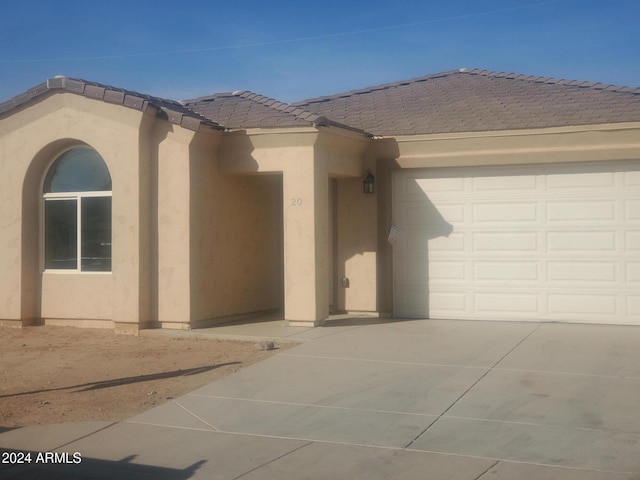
[0,451,205,480]
[333,137,455,318]
[190,131,284,323]
[391,169,454,319]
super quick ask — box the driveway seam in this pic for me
[186,393,441,418]
[279,353,489,369]
[232,441,314,480]
[475,460,500,479]
[51,421,119,452]
[172,399,220,431]
[403,323,544,448]
[280,353,640,380]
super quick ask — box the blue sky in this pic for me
[1,0,638,103]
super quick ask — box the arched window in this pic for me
[43,148,112,272]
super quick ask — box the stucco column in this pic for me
[111,115,154,334]
[283,154,329,326]
[154,128,194,329]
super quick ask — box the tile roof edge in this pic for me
[0,76,224,132]
[461,68,640,93]
[231,90,372,136]
[292,68,640,105]
[292,69,462,105]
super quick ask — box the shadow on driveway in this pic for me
[0,450,205,479]
[0,362,241,398]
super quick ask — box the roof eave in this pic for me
[0,77,224,132]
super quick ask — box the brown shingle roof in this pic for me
[183,91,313,129]
[3,69,639,136]
[183,90,367,133]
[292,68,640,135]
[0,76,222,131]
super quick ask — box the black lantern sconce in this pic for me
[363,169,375,194]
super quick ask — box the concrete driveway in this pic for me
[1,319,640,479]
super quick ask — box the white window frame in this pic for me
[41,148,112,275]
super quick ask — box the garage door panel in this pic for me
[473,203,538,222]
[393,161,640,324]
[404,257,430,284]
[548,294,618,316]
[473,262,538,281]
[473,175,537,191]
[430,262,466,281]
[547,171,615,189]
[474,292,539,315]
[624,171,640,187]
[395,285,430,318]
[438,205,465,223]
[627,297,640,318]
[547,262,618,283]
[472,232,538,252]
[547,202,616,222]
[429,292,466,312]
[625,200,640,221]
[424,233,465,252]
[627,263,640,283]
[547,231,617,252]
[405,203,464,226]
[626,232,640,251]
[414,177,465,193]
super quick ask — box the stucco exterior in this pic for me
[1,93,154,333]
[1,71,639,332]
[0,87,371,332]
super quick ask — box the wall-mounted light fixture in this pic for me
[363,169,375,194]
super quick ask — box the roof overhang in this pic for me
[218,124,370,176]
[0,77,223,133]
[372,122,640,169]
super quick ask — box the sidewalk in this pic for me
[2,318,640,479]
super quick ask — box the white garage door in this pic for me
[392,162,640,324]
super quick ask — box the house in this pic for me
[0,68,639,334]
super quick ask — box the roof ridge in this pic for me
[294,68,640,105]
[232,90,325,123]
[0,76,223,131]
[230,90,371,134]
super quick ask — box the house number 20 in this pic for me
[290,198,303,206]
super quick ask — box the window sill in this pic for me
[43,270,112,275]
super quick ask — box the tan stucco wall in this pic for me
[334,177,378,312]
[385,123,640,168]
[221,132,331,324]
[219,127,369,325]
[0,92,291,331]
[191,172,283,325]
[191,152,283,325]
[5,89,636,332]
[154,127,282,328]
[41,273,112,320]
[0,93,153,330]
[154,126,194,327]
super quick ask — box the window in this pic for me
[43,148,112,272]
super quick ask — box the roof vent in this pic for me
[53,75,67,79]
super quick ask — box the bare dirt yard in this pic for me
[0,325,285,429]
